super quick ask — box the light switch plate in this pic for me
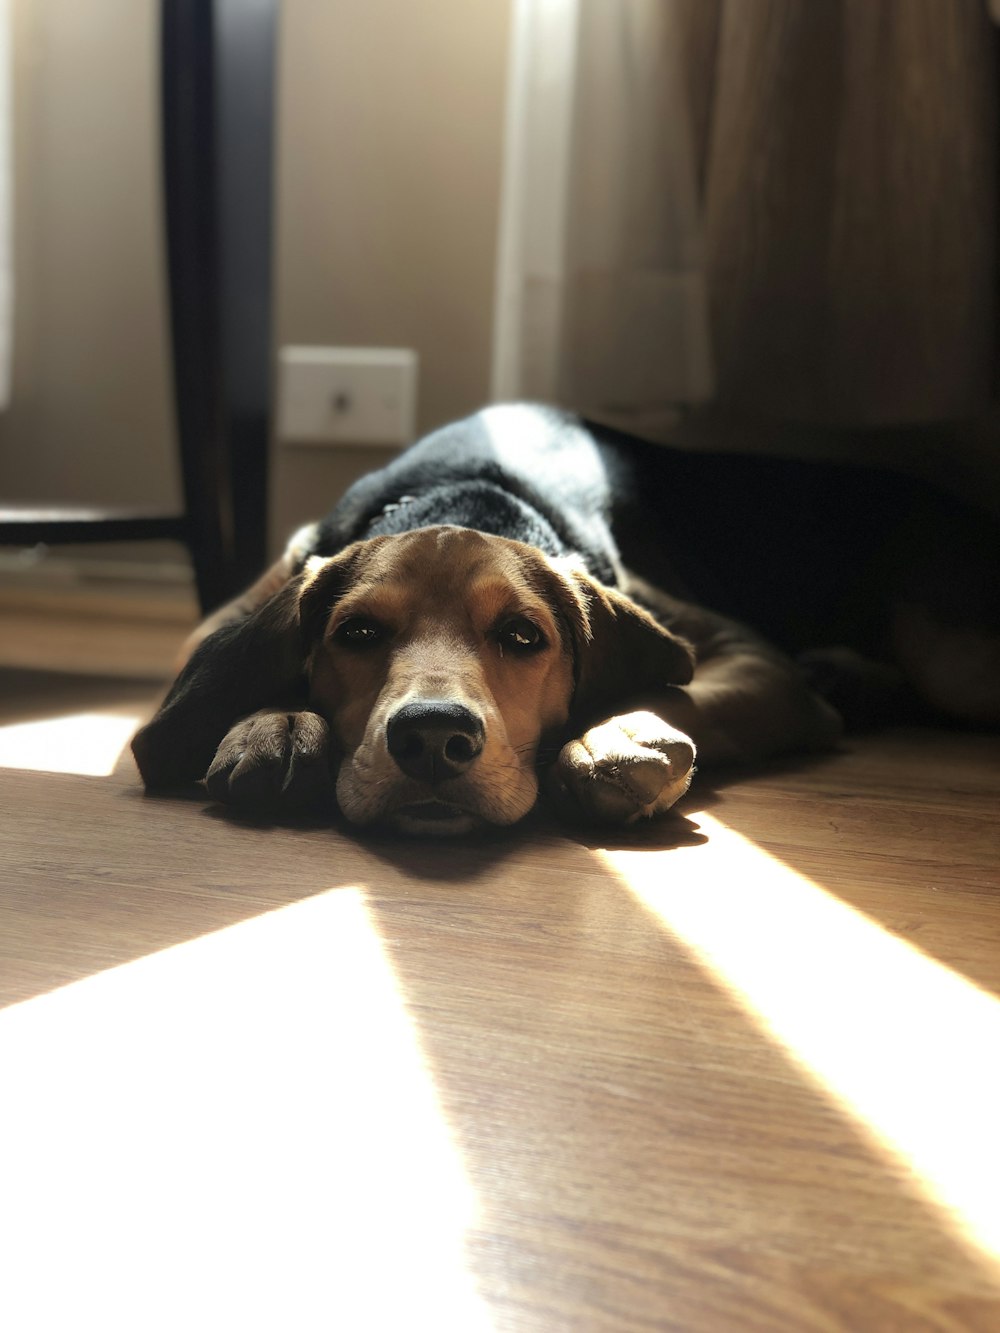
[278,346,418,446]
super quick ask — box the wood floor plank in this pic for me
[0,671,999,1330]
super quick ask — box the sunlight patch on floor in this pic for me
[0,888,492,1333]
[600,814,1000,1267]
[0,710,141,776]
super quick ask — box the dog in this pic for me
[132,403,1000,836]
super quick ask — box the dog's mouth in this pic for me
[387,799,481,837]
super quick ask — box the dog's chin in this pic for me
[386,800,484,838]
[337,760,540,837]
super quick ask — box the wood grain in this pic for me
[1,666,999,1329]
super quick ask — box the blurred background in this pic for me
[1,0,999,648]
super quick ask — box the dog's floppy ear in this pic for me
[131,550,360,789]
[565,570,695,722]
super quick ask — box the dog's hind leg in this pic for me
[796,646,922,731]
[891,605,1000,727]
[652,648,844,769]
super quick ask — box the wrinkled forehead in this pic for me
[335,526,551,622]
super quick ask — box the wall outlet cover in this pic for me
[278,346,418,446]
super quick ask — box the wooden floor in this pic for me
[1,633,999,1330]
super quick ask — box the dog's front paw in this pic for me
[205,709,335,812]
[548,710,696,824]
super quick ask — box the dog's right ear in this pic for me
[564,570,696,723]
[131,550,361,789]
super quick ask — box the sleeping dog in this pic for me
[132,403,1000,836]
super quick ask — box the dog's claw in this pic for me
[206,709,335,813]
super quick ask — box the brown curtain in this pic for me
[698,0,997,426]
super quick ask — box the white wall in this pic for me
[0,0,513,529]
[1,0,176,508]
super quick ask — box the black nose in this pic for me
[386,701,485,784]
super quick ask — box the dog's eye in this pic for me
[334,616,385,649]
[497,616,545,654]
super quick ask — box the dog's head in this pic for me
[133,527,694,835]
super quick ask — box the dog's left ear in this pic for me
[131,550,361,789]
[567,571,695,722]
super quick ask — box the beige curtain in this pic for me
[491,0,714,424]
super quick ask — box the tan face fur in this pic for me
[305,527,580,836]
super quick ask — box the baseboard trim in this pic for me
[0,551,199,625]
